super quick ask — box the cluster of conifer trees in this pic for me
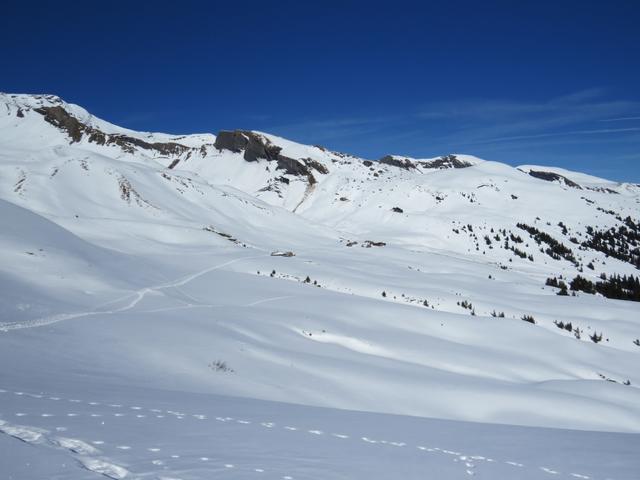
[582,217,640,269]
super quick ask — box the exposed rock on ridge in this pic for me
[525,169,582,189]
[35,105,192,157]
[215,130,329,184]
[380,154,474,171]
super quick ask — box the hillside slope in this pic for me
[1,93,639,441]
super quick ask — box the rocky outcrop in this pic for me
[303,158,329,175]
[36,106,85,142]
[420,154,473,169]
[35,106,191,157]
[526,170,582,189]
[379,155,417,170]
[214,130,282,162]
[214,130,329,183]
[379,154,473,170]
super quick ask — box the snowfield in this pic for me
[1,93,639,478]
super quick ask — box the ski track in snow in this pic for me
[0,254,270,332]
[0,386,603,480]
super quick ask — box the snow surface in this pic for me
[1,93,639,478]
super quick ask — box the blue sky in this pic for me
[2,1,639,181]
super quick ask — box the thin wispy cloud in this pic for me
[462,127,640,146]
[267,89,640,147]
[259,89,640,180]
[601,116,640,122]
[408,90,640,152]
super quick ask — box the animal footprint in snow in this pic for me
[541,467,559,475]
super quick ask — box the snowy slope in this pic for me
[2,383,639,480]
[1,93,640,478]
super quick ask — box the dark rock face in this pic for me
[379,155,416,170]
[527,170,582,189]
[214,130,249,153]
[379,154,473,170]
[214,130,281,162]
[36,106,84,142]
[421,154,473,169]
[276,156,307,175]
[304,158,329,175]
[214,130,330,183]
[34,106,191,157]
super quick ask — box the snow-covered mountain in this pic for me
[1,93,639,479]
